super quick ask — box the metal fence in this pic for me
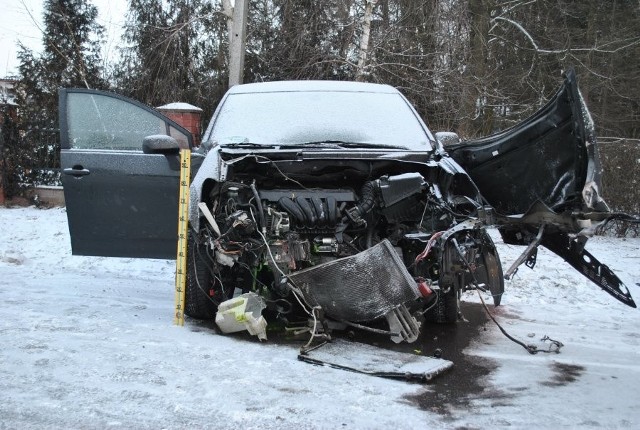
[1,113,61,198]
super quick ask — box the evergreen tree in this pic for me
[13,0,106,190]
[0,104,22,198]
[115,0,228,118]
[17,0,106,123]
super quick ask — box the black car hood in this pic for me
[448,68,609,225]
[448,69,637,308]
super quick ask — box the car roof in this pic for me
[227,80,399,94]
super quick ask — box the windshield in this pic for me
[207,90,434,150]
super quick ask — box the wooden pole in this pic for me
[228,0,248,87]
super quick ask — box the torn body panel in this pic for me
[448,69,605,217]
[447,68,638,308]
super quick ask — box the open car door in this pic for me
[447,69,637,308]
[59,89,196,259]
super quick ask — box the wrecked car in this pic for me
[59,69,636,345]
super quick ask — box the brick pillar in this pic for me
[156,103,204,146]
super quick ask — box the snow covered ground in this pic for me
[1,206,639,429]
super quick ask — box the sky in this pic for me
[0,0,128,77]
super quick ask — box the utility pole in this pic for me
[226,0,249,87]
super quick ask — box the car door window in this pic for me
[59,89,194,259]
[63,91,192,150]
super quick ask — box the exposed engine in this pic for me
[189,158,503,343]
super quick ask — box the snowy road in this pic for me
[1,206,639,429]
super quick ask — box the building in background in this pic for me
[0,78,18,120]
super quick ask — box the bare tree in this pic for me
[355,0,379,81]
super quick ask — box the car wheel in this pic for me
[439,287,460,323]
[425,287,460,324]
[475,232,505,306]
[482,247,504,306]
[185,237,218,320]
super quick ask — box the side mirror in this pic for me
[142,135,180,154]
[200,139,215,152]
[434,131,461,147]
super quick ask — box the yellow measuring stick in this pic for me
[174,148,191,326]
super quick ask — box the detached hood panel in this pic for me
[448,68,607,219]
[449,69,637,308]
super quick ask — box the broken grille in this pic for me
[288,240,419,322]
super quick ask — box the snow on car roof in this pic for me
[228,80,399,94]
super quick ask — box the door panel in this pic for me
[59,89,194,259]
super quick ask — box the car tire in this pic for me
[185,237,218,320]
[475,232,505,306]
[439,287,460,323]
[425,287,460,324]
[482,247,504,306]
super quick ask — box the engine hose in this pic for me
[250,182,266,232]
[311,196,326,225]
[296,197,317,225]
[356,181,377,216]
[326,196,337,225]
[279,197,306,224]
[365,224,375,249]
